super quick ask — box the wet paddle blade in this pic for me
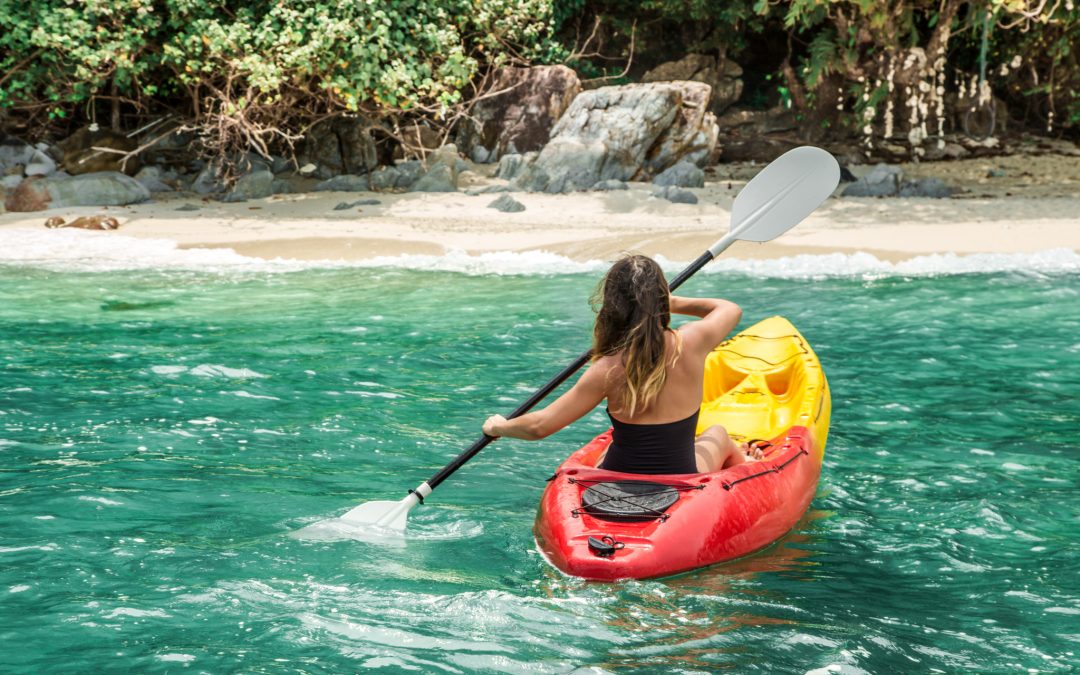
[289,497,417,543]
[731,146,840,242]
[338,497,417,531]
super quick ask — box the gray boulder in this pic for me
[1,174,23,190]
[653,186,698,204]
[369,167,400,191]
[842,164,903,197]
[495,152,536,181]
[4,172,150,212]
[591,179,629,191]
[192,162,226,195]
[488,194,525,213]
[0,136,34,172]
[898,177,955,199]
[409,146,460,193]
[394,161,423,189]
[25,149,57,177]
[643,53,744,116]
[333,198,381,210]
[270,155,293,174]
[134,166,174,192]
[513,82,718,193]
[410,164,457,193]
[221,169,273,202]
[271,178,293,195]
[314,174,371,192]
[465,184,514,196]
[652,161,704,188]
[457,65,581,164]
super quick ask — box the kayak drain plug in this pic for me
[588,536,625,558]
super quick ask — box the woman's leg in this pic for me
[694,425,759,472]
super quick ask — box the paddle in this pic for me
[327,145,840,533]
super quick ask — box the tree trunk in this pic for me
[110,79,121,132]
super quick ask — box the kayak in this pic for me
[534,315,831,581]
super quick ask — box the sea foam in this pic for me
[1,228,1078,278]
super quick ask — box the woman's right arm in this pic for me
[670,295,742,350]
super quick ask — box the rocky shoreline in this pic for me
[4,64,1079,218]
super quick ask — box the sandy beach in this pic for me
[2,154,1079,263]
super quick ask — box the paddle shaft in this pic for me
[423,246,724,493]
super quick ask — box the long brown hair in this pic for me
[591,254,676,417]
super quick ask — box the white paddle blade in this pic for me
[731,146,840,242]
[339,495,420,531]
[289,494,420,543]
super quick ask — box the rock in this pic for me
[221,169,273,202]
[333,198,381,210]
[271,155,292,174]
[643,53,743,116]
[842,164,903,197]
[56,127,140,175]
[314,174,371,192]
[0,136,34,172]
[394,161,423,189]
[652,161,704,188]
[409,146,460,193]
[175,203,201,211]
[987,168,1006,178]
[898,177,954,198]
[591,179,628,191]
[297,117,378,178]
[653,186,698,204]
[465,184,513,196]
[410,163,457,193]
[25,149,57,177]
[470,146,493,164]
[237,151,272,173]
[457,65,581,163]
[4,172,150,212]
[298,163,317,175]
[1,174,23,190]
[495,152,536,181]
[192,162,226,195]
[488,194,525,213]
[134,166,174,192]
[839,166,857,182]
[44,215,120,230]
[514,82,718,193]
[271,179,293,195]
[394,123,443,161]
[368,167,400,191]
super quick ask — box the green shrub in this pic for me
[0,0,562,163]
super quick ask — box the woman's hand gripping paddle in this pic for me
[294,146,840,540]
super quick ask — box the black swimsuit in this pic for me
[598,407,700,474]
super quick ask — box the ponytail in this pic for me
[591,255,676,417]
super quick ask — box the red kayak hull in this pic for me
[533,425,823,581]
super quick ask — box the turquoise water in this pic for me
[1,261,1078,673]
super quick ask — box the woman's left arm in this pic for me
[483,362,607,440]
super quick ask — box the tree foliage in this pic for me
[0,0,1076,164]
[555,0,1080,143]
[0,0,562,160]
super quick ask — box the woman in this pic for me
[482,254,762,474]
